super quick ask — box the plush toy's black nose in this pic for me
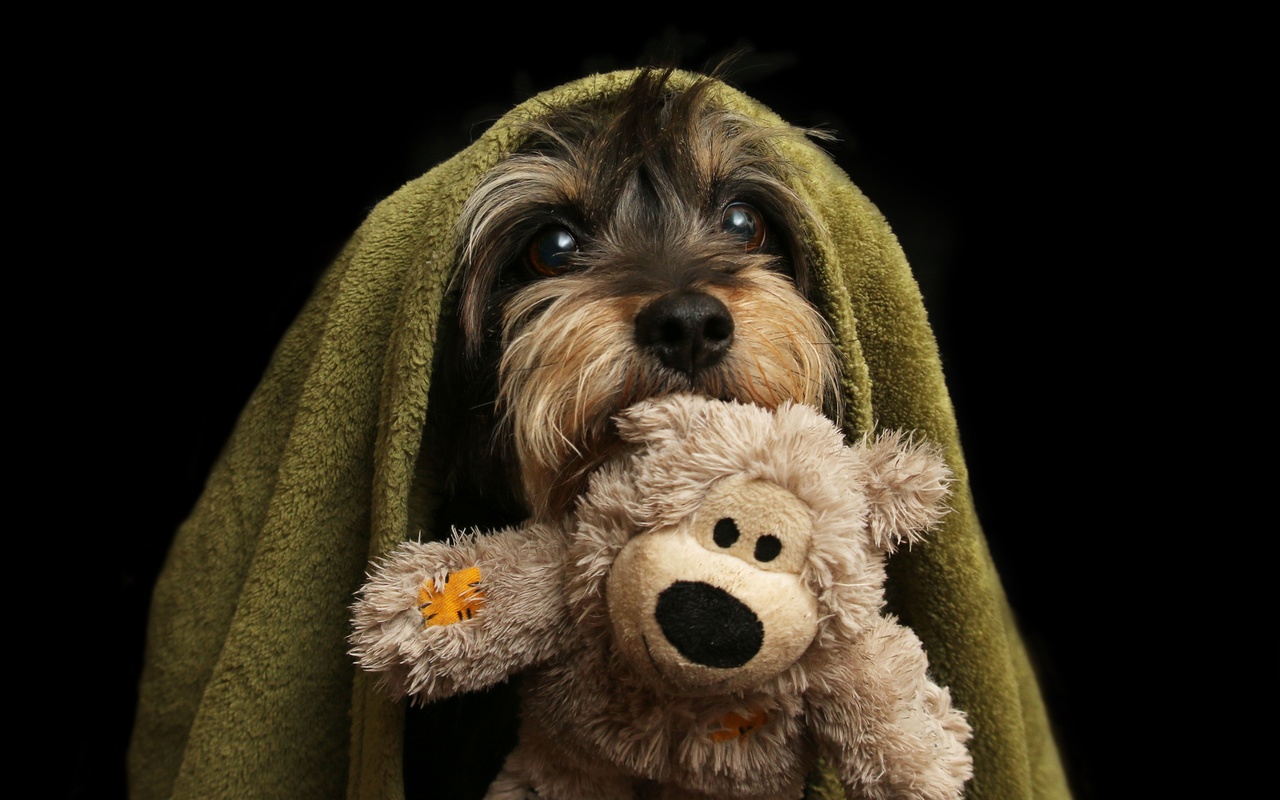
[654,581,762,668]
[635,291,734,376]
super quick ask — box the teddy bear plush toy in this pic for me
[349,393,973,800]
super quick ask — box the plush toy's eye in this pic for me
[714,518,740,548]
[754,535,782,563]
[526,226,579,277]
[720,202,766,252]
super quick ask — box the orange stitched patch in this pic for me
[417,567,485,627]
[709,708,768,743]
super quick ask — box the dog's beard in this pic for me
[499,263,837,517]
[435,69,841,522]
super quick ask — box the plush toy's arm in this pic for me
[806,617,973,800]
[349,522,573,702]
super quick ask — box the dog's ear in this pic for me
[613,393,712,446]
[859,431,953,553]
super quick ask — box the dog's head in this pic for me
[431,69,841,523]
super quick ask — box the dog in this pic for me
[425,68,842,538]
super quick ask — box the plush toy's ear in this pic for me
[861,431,953,553]
[613,393,710,446]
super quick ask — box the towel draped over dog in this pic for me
[129,70,1071,800]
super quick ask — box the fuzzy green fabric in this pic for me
[130,70,1070,800]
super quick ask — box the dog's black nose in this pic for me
[635,291,734,375]
[654,580,763,668]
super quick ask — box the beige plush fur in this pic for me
[349,394,971,799]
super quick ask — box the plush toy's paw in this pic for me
[348,540,484,696]
[809,619,972,800]
[418,566,486,627]
[350,525,573,701]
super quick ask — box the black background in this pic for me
[78,24,1138,800]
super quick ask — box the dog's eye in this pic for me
[527,226,579,277]
[721,202,766,252]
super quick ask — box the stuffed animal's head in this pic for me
[565,393,952,696]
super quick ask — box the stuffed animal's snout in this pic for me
[607,477,818,694]
[654,580,763,669]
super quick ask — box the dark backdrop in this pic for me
[90,26,1119,800]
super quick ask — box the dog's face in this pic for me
[430,71,840,523]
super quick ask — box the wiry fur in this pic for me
[428,69,841,525]
[352,394,971,800]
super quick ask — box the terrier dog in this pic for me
[425,68,842,540]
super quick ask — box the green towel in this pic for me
[129,68,1071,800]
